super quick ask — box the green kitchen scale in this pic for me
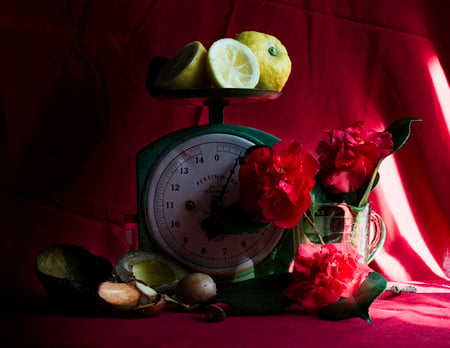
[136,58,296,283]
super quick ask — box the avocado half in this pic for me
[115,249,190,293]
[35,244,113,313]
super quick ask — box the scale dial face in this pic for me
[144,133,284,277]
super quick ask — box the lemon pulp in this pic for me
[207,38,260,88]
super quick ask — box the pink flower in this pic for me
[284,243,372,311]
[238,139,319,229]
[316,122,393,194]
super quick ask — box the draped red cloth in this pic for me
[1,0,449,346]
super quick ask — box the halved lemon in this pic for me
[207,38,260,88]
[154,41,210,89]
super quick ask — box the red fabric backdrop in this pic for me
[1,0,450,308]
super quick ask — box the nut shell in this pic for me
[129,295,166,317]
[205,304,227,322]
[115,250,189,292]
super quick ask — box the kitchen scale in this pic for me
[136,58,296,283]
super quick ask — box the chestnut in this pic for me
[175,273,217,305]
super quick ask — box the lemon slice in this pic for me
[207,38,260,88]
[155,41,210,89]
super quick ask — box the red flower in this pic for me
[238,139,319,229]
[316,122,393,194]
[284,243,372,311]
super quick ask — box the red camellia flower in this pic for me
[316,121,393,194]
[238,139,319,229]
[284,243,372,311]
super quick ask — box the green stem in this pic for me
[303,212,325,245]
[268,46,278,56]
[358,161,381,208]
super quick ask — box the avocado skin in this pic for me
[36,244,113,314]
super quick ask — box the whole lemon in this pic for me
[234,31,292,91]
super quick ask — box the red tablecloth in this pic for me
[1,0,450,346]
[2,281,449,348]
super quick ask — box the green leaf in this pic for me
[240,144,270,164]
[311,180,367,207]
[201,202,270,239]
[253,229,297,277]
[317,272,387,323]
[310,181,327,206]
[385,117,421,153]
[215,273,293,315]
[358,117,420,206]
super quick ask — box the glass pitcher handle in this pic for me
[367,212,386,263]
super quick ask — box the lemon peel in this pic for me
[155,41,210,89]
[234,31,292,91]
